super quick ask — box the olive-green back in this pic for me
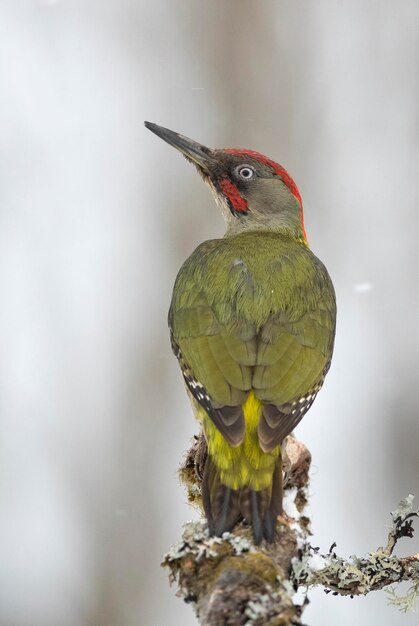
[169,230,336,446]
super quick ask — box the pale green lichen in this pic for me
[189,483,202,497]
[221,531,256,555]
[245,593,273,623]
[243,584,292,626]
[291,551,314,585]
[387,577,419,613]
[291,494,419,605]
[391,494,416,523]
[163,520,223,564]
[294,550,406,595]
[280,577,296,597]
[163,519,256,568]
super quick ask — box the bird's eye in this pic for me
[236,165,255,181]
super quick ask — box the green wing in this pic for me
[170,287,254,445]
[169,236,336,449]
[254,305,334,451]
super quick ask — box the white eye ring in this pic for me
[236,165,255,180]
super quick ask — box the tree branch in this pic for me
[295,494,419,606]
[162,436,419,625]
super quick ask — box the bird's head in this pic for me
[145,122,307,243]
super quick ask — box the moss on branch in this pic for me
[163,436,419,625]
[163,435,311,626]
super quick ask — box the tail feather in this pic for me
[250,490,263,544]
[202,458,241,535]
[262,463,283,542]
[202,455,282,544]
[214,487,241,536]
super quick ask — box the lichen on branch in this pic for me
[163,435,419,626]
[293,494,419,604]
[164,434,311,626]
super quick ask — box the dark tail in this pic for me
[201,456,283,544]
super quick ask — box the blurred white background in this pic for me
[0,1,418,625]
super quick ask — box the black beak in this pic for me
[145,122,216,174]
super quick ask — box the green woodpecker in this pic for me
[145,122,336,544]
